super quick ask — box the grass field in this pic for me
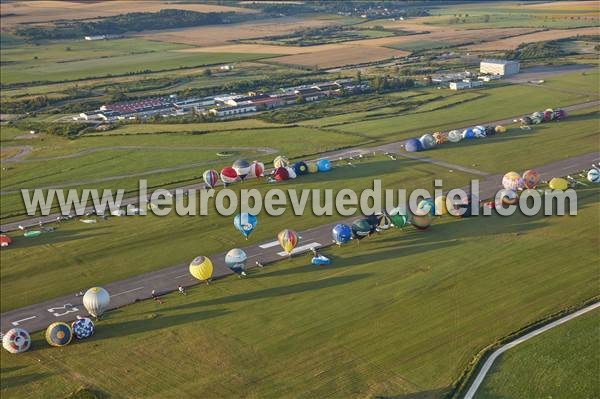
[476,308,600,399]
[1,183,598,398]
[464,27,599,51]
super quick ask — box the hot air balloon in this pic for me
[543,109,554,121]
[411,211,432,230]
[273,155,289,169]
[419,133,436,150]
[417,199,435,216]
[220,167,239,185]
[433,132,445,145]
[434,196,448,216]
[375,212,392,231]
[587,168,600,183]
[83,287,110,318]
[522,169,539,189]
[278,229,298,254]
[531,112,543,124]
[46,322,73,347]
[248,161,264,178]
[462,128,475,139]
[502,171,523,191]
[498,189,518,206]
[0,234,11,247]
[189,256,213,281]
[203,169,219,189]
[366,214,380,232]
[225,248,247,276]
[495,125,507,134]
[2,328,31,354]
[286,166,297,179]
[405,138,422,152]
[316,159,331,172]
[332,224,352,245]
[473,126,486,138]
[351,218,372,239]
[520,116,532,126]
[273,167,289,181]
[293,161,309,176]
[447,130,462,143]
[549,177,568,190]
[71,317,95,339]
[389,207,408,228]
[307,162,318,173]
[234,213,257,239]
[232,159,251,181]
[484,126,496,137]
[553,109,567,120]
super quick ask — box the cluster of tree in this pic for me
[13,121,87,137]
[371,76,415,93]
[505,40,566,60]
[15,9,245,40]
[247,1,429,18]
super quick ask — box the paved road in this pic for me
[1,151,598,334]
[504,64,595,84]
[464,301,600,399]
[2,99,597,233]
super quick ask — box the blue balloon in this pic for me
[316,159,331,172]
[234,213,257,238]
[405,138,422,152]
[332,224,352,245]
[462,128,475,139]
[293,161,309,176]
[312,255,332,266]
[417,198,435,216]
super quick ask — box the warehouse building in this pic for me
[480,59,520,76]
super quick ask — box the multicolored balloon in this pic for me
[433,132,445,145]
[389,207,408,228]
[587,168,600,183]
[332,224,352,245]
[293,161,309,176]
[220,167,239,184]
[72,317,95,340]
[273,167,289,181]
[225,248,247,274]
[278,229,298,254]
[411,211,433,230]
[502,171,523,191]
[522,169,539,189]
[434,196,448,216]
[419,133,436,150]
[417,199,435,216]
[203,169,219,189]
[2,328,31,354]
[46,322,73,347]
[375,213,392,231]
[249,161,264,178]
[234,213,257,239]
[273,155,289,169]
[189,256,213,281]
[498,189,518,206]
[286,166,297,179]
[83,287,110,318]
[307,162,318,173]
[232,159,251,181]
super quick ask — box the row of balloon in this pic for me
[405,124,507,153]
[520,108,567,126]
[2,287,110,353]
[203,156,332,188]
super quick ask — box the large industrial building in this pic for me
[480,59,520,76]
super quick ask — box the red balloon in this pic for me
[273,167,289,181]
[220,167,239,184]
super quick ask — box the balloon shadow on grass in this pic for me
[0,371,54,390]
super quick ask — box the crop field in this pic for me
[1,184,598,398]
[464,27,599,51]
[0,1,255,28]
[476,308,600,399]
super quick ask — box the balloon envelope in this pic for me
[307,162,318,173]
[417,199,435,216]
[522,169,539,189]
[495,125,507,134]
[316,159,331,172]
[405,138,422,152]
[0,234,11,247]
[447,130,462,143]
[412,211,433,230]
[462,128,475,139]
[203,169,219,188]
[72,317,95,339]
[549,177,568,190]
[273,167,289,181]
[273,155,289,169]
[189,256,213,281]
[220,167,239,184]
[498,189,518,205]
[419,134,436,150]
[83,287,110,318]
[587,168,600,183]
[2,328,31,354]
[234,213,257,238]
[225,248,247,271]
[248,161,264,178]
[46,322,73,347]
[278,229,298,254]
[232,159,251,180]
[293,161,309,176]
[351,218,372,239]
[286,166,297,179]
[389,207,408,228]
[434,196,448,216]
[332,224,352,245]
[433,132,445,144]
[502,171,523,191]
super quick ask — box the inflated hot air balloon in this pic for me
[2,328,31,354]
[278,229,298,254]
[316,159,331,172]
[376,213,392,231]
[549,177,568,190]
[447,130,462,143]
[553,109,567,120]
[520,116,532,126]
[484,126,496,137]
[366,214,380,231]
[234,213,257,239]
[389,207,408,228]
[83,287,110,318]
[433,132,445,145]
[502,171,523,191]
[419,133,436,150]
[351,218,372,239]
[248,161,265,178]
[273,155,289,169]
[498,189,518,206]
[273,167,289,181]
[495,125,507,134]
[462,128,475,139]
[0,234,11,247]
[46,322,73,347]
[72,317,95,340]
[286,166,297,179]
[405,138,422,152]
[587,168,600,183]
[417,199,435,216]
[225,248,247,275]
[522,169,539,189]
[473,126,486,138]
[203,169,219,189]
[232,159,251,181]
[307,162,318,173]
[220,167,239,184]
[434,196,448,216]
[189,256,213,281]
[412,211,433,230]
[543,109,554,121]
[531,112,543,124]
[293,161,309,176]
[332,224,352,245]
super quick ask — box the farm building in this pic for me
[449,80,483,90]
[209,103,257,118]
[480,59,520,76]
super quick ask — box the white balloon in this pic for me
[83,287,110,318]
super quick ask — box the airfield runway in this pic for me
[1,151,598,334]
